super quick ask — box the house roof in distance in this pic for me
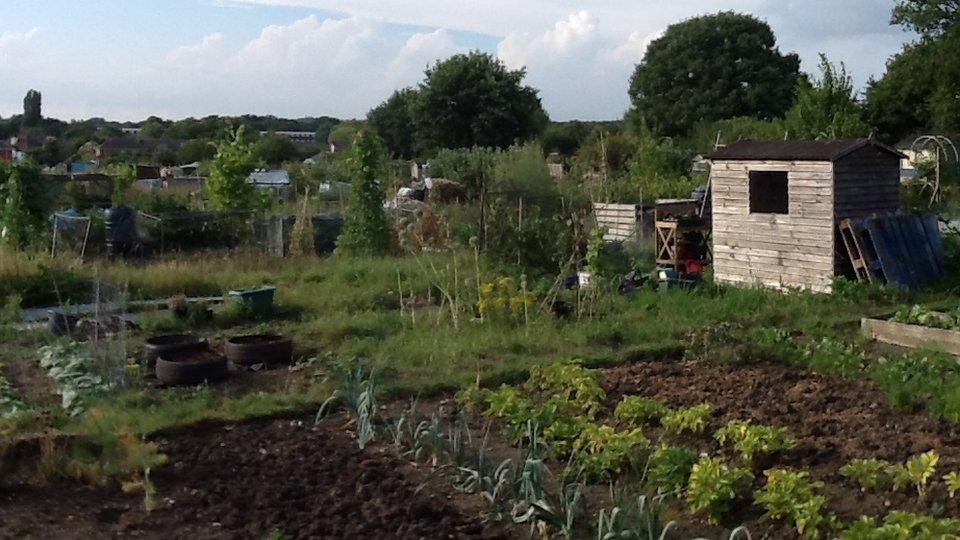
[246,170,291,186]
[707,139,905,162]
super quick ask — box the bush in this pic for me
[428,146,498,199]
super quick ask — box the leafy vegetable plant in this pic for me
[840,511,960,539]
[647,444,696,497]
[902,450,939,498]
[575,424,649,481]
[944,472,960,498]
[661,403,712,435]
[0,368,26,419]
[755,469,832,538]
[614,395,669,426]
[685,456,753,524]
[38,340,110,416]
[714,420,795,464]
[840,458,893,491]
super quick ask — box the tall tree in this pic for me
[22,90,42,127]
[892,0,959,36]
[336,131,392,255]
[865,0,960,140]
[411,52,548,151]
[368,88,418,159]
[254,132,299,165]
[205,126,261,211]
[784,55,871,140]
[628,12,800,136]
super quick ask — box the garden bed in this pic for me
[0,415,505,539]
[603,360,960,532]
[862,314,960,355]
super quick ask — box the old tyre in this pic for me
[155,348,229,386]
[225,334,294,366]
[143,334,208,370]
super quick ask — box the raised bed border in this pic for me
[861,314,960,355]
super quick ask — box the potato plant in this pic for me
[661,403,712,435]
[840,451,940,498]
[755,469,832,538]
[902,450,939,498]
[840,511,960,539]
[614,395,669,426]
[647,444,696,497]
[944,472,960,498]
[840,458,893,491]
[574,424,648,482]
[480,360,607,454]
[685,456,753,524]
[714,420,795,464]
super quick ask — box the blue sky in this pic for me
[0,0,914,121]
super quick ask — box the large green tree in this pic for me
[368,88,418,159]
[254,132,299,165]
[205,126,261,211]
[628,12,800,136]
[411,52,548,152]
[865,0,960,140]
[784,55,871,140]
[892,0,959,35]
[22,90,41,127]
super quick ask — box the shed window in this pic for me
[749,171,789,214]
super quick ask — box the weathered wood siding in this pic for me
[833,145,900,220]
[711,160,835,293]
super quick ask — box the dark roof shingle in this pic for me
[707,139,905,162]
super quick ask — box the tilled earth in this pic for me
[605,360,960,528]
[0,416,503,539]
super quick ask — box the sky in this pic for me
[0,0,916,122]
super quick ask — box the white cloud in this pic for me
[0,27,41,61]
[499,12,650,119]
[166,33,226,68]
[387,29,462,85]
[0,1,916,121]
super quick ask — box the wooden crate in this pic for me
[861,315,960,355]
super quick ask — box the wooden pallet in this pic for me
[839,219,884,283]
[839,214,943,289]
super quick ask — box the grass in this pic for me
[3,245,960,487]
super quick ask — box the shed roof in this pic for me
[707,139,905,162]
[246,170,291,186]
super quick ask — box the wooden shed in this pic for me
[707,139,904,293]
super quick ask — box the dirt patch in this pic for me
[605,360,960,526]
[0,416,503,539]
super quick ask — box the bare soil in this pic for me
[604,360,960,532]
[0,416,504,539]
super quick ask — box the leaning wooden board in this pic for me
[862,316,960,355]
